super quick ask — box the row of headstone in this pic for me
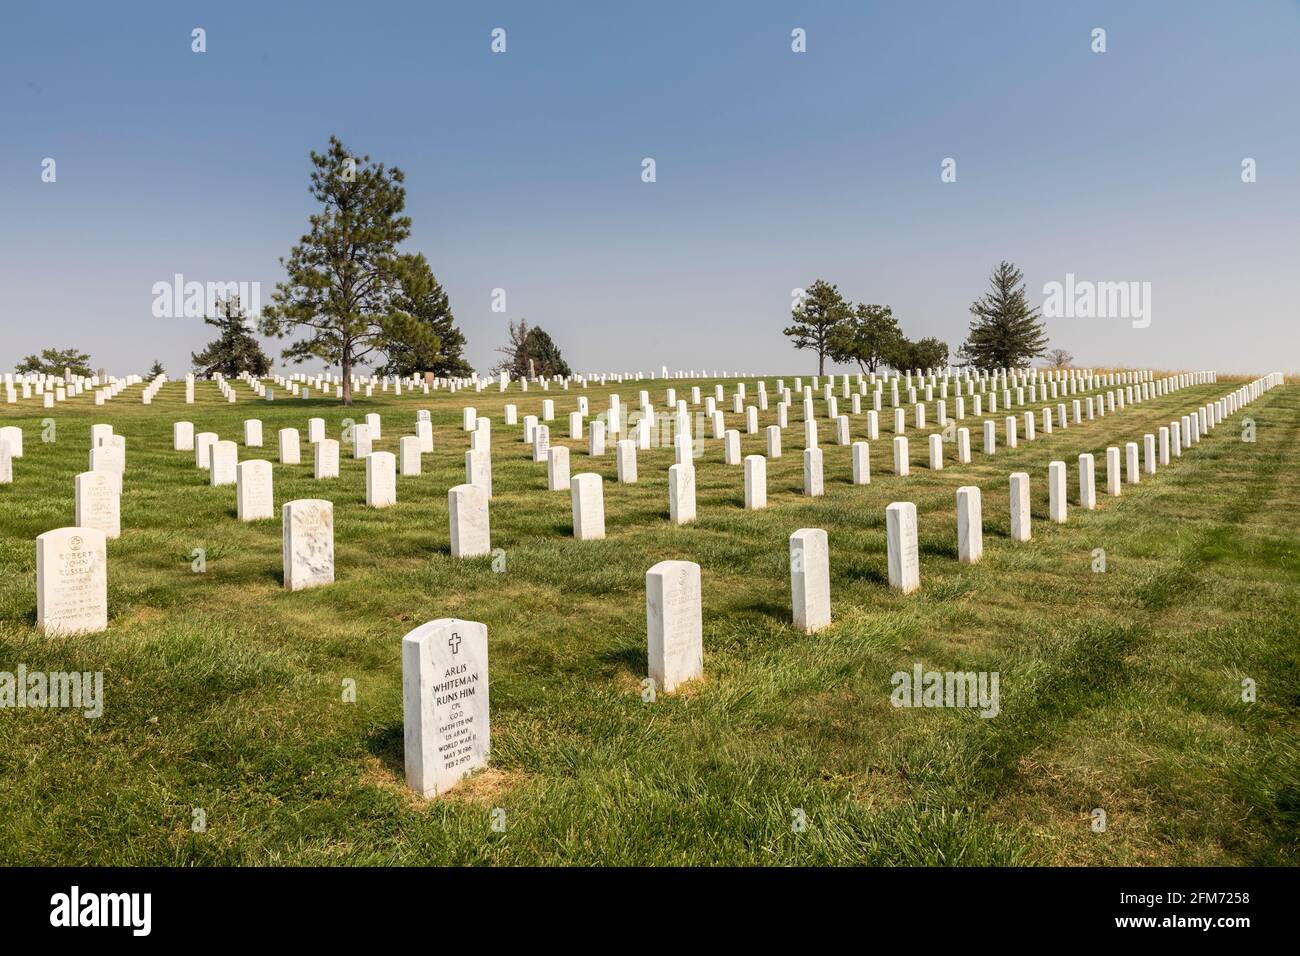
[24,372,1279,640]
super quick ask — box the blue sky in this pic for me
[2,1,1297,376]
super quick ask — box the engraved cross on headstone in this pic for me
[448,632,461,654]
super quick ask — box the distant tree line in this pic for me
[784,261,1049,373]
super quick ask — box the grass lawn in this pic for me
[1,375,1296,865]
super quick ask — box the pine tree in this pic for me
[260,136,438,404]
[491,319,572,378]
[192,296,273,377]
[373,253,473,378]
[15,347,92,377]
[521,326,571,378]
[963,261,1049,369]
[148,359,166,378]
[784,279,850,375]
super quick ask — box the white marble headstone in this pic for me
[956,486,982,564]
[803,447,824,497]
[402,618,490,798]
[278,428,301,465]
[195,432,217,469]
[448,483,491,558]
[399,435,422,476]
[885,501,920,594]
[744,454,766,509]
[36,527,108,635]
[646,560,703,693]
[74,471,121,539]
[209,440,238,486]
[1048,461,1067,523]
[237,460,274,521]
[548,446,571,492]
[669,462,696,524]
[0,426,23,459]
[282,499,334,590]
[314,438,340,479]
[1010,472,1031,541]
[790,528,831,633]
[570,473,605,540]
[366,451,397,508]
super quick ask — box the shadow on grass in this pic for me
[733,597,789,623]
[367,724,405,780]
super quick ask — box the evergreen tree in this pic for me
[828,302,903,374]
[260,136,437,404]
[148,359,166,378]
[491,319,572,378]
[963,261,1049,369]
[521,325,571,378]
[784,279,850,375]
[192,296,273,377]
[373,253,472,378]
[15,347,92,377]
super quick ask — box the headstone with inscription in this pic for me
[366,451,397,508]
[548,446,571,492]
[402,618,490,798]
[616,439,638,482]
[236,460,274,521]
[885,501,920,594]
[209,440,238,487]
[36,527,108,635]
[465,447,493,497]
[74,471,121,539]
[282,499,334,590]
[645,560,703,693]
[90,444,124,476]
[314,439,340,479]
[669,462,696,524]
